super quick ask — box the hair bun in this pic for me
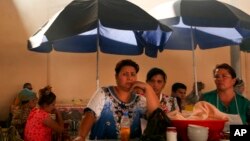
[39,85,52,96]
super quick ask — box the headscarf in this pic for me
[18,88,37,104]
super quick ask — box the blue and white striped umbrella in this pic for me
[240,38,250,52]
[28,0,172,88]
[150,0,250,50]
[150,0,250,96]
[28,0,172,58]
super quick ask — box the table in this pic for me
[56,104,85,120]
[54,105,138,141]
[53,104,86,141]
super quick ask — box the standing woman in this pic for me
[74,59,159,141]
[200,63,250,125]
[24,87,64,141]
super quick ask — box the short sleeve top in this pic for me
[24,108,52,141]
[86,86,147,140]
[201,90,250,124]
[160,94,179,113]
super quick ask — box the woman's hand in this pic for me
[73,136,84,141]
[51,108,58,114]
[131,81,160,114]
[130,81,147,93]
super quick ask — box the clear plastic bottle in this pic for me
[120,111,131,141]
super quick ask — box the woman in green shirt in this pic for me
[200,63,250,124]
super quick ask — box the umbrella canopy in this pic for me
[150,0,250,96]
[150,0,250,50]
[240,38,250,52]
[28,0,172,58]
[27,0,173,88]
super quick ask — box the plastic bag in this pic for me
[140,108,172,141]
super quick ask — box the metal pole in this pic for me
[230,0,241,78]
[191,26,199,97]
[47,52,50,85]
[230,45,241,78]
[96,22,100,89]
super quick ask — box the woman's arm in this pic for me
[43,110,64,133]
[74,111,96,141]
[74,88,105,141]
[131,81,160,115]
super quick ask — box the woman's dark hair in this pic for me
[38,88,56,106]
[171,82,187,92]
[234,78,244,87]
[194,81,205,91]
[146,67,167,82]
[23,83,31,89]
[115,59,139,75]
[213,63,236,78]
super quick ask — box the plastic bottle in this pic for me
[120,111,131,141]
[166,127,177,141]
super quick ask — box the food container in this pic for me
[171,119,227,141]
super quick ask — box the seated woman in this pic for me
[186,81,205,105]
[24,87,64,141]
[11,93,37,138]
[200,63,250,125]
[146,67,179,113]
[74,59,160,141]
[13,82,36,106]
[234,78,245,95]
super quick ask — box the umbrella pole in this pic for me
[96,38,100,89]
[191,26,199,98]
[47,52,50,85]
[96,48,100,89]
